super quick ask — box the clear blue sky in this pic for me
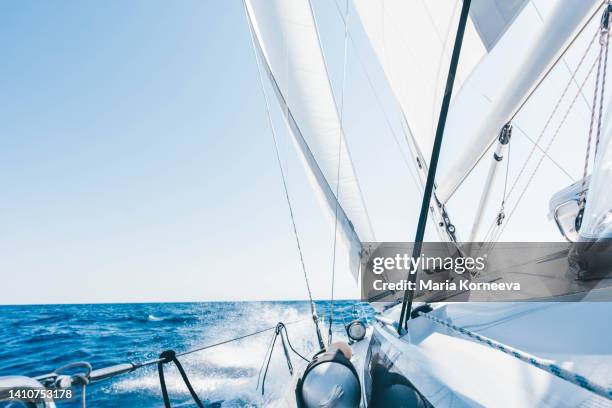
[0,0,425,304]
[0,0,595,304]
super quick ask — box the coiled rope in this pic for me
[416,311,612,401]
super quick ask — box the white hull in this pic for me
[366,296,612,407]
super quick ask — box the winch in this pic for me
[296,342,361,408]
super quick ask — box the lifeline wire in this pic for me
[32,318,311,408]
[417,311,612,401]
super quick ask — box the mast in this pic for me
[397,0,472,334]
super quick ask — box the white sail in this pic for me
[437,0,602,204]
[245,0,375,279]
[351,0,488,167]
[469,0,530,51]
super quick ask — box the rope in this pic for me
[513,123,575,182]
[416,311,612,401]
[487,33,601,245]
[530,1,593,114]
[328,0,351,347]
[596,4,611,157]
[580,6,610,215]
[31,318,310,406]
[477,122,575,249]
[482,5,611,245]
[157,350,205,408]
[150,320,308,405]
[505,29,598,208]
[171,318,308,360]
[474,21,601,248]
[509,2,606,123]
[494,55,598,243]
[257,323,309,396]
[244,0,324,350]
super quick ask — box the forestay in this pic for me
[245,0,375,280]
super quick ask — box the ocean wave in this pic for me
[0,300,370,407]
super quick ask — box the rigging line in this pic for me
[243,2,323,349]
[257,323,309,395]
[494,53,600,243]
[256,327,276,390]
[256,327,279,395]
[481,30,600,250]
[581,24,606,207]
[279,323,310,363]
[513,123,575,182]
[531,0,593,113]
[464,70,576,184]
[596,4,611,159]
[595,14,610,158]
[34,318,313,395]
[502,134,512,205]
[328,0,351,346]
[445,2,605,202]
[171,318,310,360]
[331,0,422,194]
[503,30,598,207]
[580,6,610,221]
[509,1,606,122]
[157,351,205,408]
[307,0,376,239]
[475,122,574,249]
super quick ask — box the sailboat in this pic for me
[243,0,612,406]
[2,0,612,407]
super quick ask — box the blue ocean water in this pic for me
[0,301,375,407]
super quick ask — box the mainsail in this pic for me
[245,0,375,280]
